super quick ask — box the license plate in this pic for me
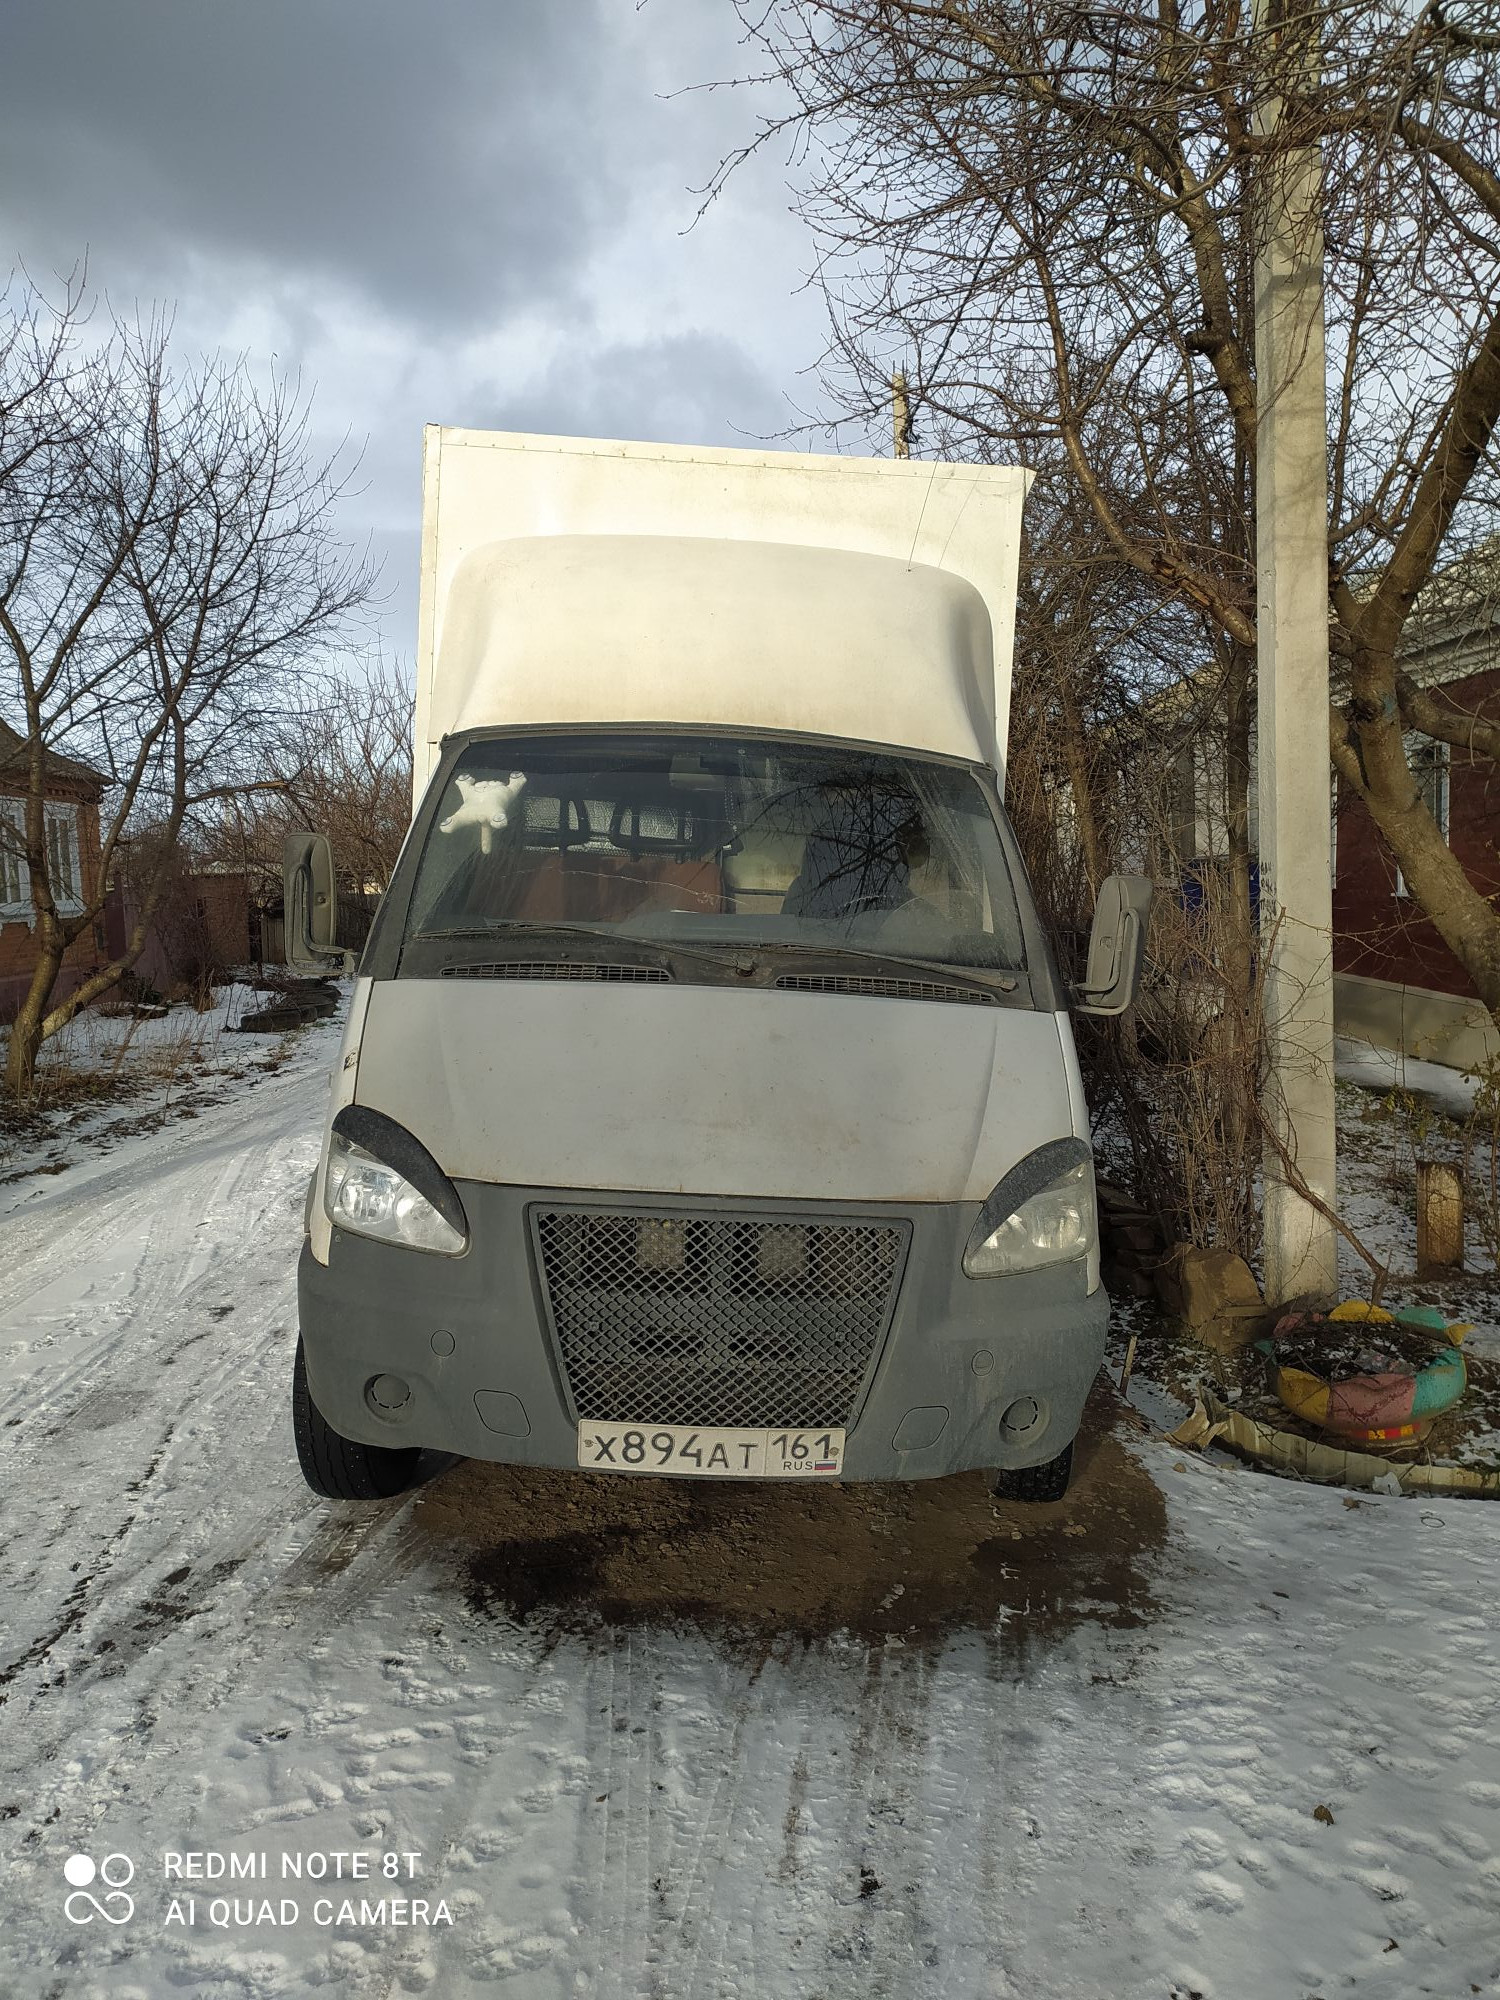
[576,1421,845,1478]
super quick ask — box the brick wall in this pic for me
[0,786,106,1024]
[193,871,253,968]
[1333,663,1500,997]
[103,867,258,998]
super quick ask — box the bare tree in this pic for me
[731,0,1500,1017]
[204,659,414,913]
[0,279,371,1096]
[282,663,413,897]
[998,454,1271,1253]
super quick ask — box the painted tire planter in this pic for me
[1260,1304,1468,1447]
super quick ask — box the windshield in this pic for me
[401,732,1027,972]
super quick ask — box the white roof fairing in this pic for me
[435,536,998,764]
[415,428,1030,800]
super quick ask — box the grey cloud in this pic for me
[479,329,798,449]
[0,0,615,326]
[0,3,829,666]
[350,331,799,655]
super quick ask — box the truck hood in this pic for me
[353,980,1078,1206]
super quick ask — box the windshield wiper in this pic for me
[416,921,620,942]
[410,921,747,976]
[747,939,1019,996]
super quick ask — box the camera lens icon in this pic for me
[63,1852,135,1923]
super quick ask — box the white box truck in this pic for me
[285,428,1148,1504]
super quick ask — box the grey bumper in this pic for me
[297,1184,1109,1481]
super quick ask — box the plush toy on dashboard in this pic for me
[439,771,527,852]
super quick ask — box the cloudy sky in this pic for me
[0,0,841,663]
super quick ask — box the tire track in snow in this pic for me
[0,1045,322,1269]
[631,1637,968,2000]
[0,1046,340,1762]
[646,1642,782,1998]
[809,1644,937,1997]
[4,1193,193,1428]
[2,1499,438,1843]
[1,1221,317,1700]
[591,1632,646,1999]
[0,1019,519,1949]
[1,1066,320,1428]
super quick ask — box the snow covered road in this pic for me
[2,1025,1499,1999]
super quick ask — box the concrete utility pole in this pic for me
[1253,6,1339,1305]
[892,370,911,459]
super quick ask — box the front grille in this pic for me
[773,973,997,1005]
[441,961,670,982]
[532,1207,909,1429]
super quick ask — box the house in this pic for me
[1167,577,1500,1071]
[103,860,265,997]
[1331,594,1500,1072]
[0,722,107,1024]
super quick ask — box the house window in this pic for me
[1396,738,1449,899]
[0,798,29,915]
[45,805,83,909]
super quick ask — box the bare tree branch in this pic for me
[0,278,374,1095]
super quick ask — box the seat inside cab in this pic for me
[432,786,734,927]
[721,792,806,916]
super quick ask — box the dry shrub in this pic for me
[1008,671,1266,1264]
[1463,1056,1500,1273]
[1085,871,1267,1264]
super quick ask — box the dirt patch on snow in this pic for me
[413,1380,1166,1651]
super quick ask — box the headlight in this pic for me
[964,1147,1097,1279]
[323,1122,467,1256]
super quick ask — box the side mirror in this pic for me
[1073,873,1152,1017]
[283,831,341,972]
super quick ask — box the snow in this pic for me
[0,980,309,1195]
[4,1013,1500,1997]
[53,980,269,1059]
[1335,1034,1483,1120]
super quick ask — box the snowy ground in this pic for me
[1333,1035,1484,1123]
[1332,1052,1500,1380]
[0,980,305,1191]
[3,1012,1500,1998]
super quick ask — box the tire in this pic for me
[292,1336,424,1500]
[992,1439,1074,1504]
[238,1004,314,1033]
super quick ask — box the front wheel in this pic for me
[992,1440,1074,1504]
[292,1336,424,1500]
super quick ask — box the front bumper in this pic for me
[297,1183,1109,1481]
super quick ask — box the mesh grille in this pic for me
[441,961,670,982]
[533,1207,909,1428]
[774,972,996,1005]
